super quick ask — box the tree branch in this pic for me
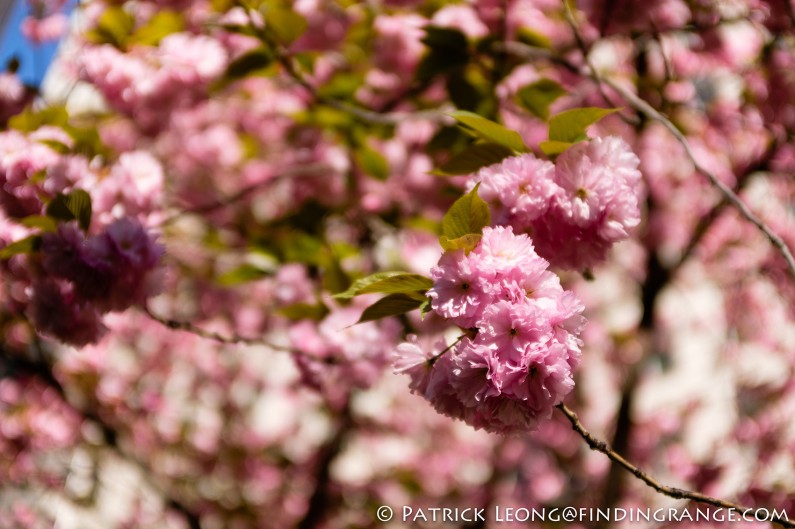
[506,5,795,283]
[143,307,337,365]
[236,1,450,126]
[556,403,795,528]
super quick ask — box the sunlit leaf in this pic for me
[441,184,491,241]
[449,111,528,153]
[548,107,619,143]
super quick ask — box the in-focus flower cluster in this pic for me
[473,136,643,270]
[394,227,586,434]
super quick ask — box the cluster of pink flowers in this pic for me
[79,33,228,133]
[473,136,643,270]
[0,375,82,485]
[0,128,164,347]
[30,219,163,346]
[394,227,585,434]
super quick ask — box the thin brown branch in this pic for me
[554,1,795,282]
[556,403,795,528]
[159,163,332,227]
[236,1,449,126]
[143,307,337,364]
[562,3,641,126]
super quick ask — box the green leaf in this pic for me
[446,71,480,111]
[433,142,514,176]
[264,6,307,45]
[224,48,273,81]
[0,235,41,260]
[354,145,390,180]
[439,233,482,253]
[8,106,68,132]
[548,107,619,143]
[516,27,552,49]
[539,140,574,156]
[441,184,491,241]
[216,264,269,286]
[46,190,92,232]
[278,302,329,321]
[416,26,469,81]
[356,293,424,324]
[517,78,565,120]
[357,273,434,295]
[20,215,58,232]
[449,111,528,153]
[282,232,324,265]
[419,298,433,319]
[130,10,184,46]
[86,6,135,49]
[318,72,364,99]
[332,271,406,299]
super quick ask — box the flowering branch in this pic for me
[556,403,795,528]
[558,3,795,283]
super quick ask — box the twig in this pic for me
[561,3,641,126]
[556,404,795,528]
[601,75,795,280]
[158,163,333,227]
[143,307,337,365]
[236,1,450,126]
[556,2,795,282]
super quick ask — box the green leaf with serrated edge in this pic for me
[548,107,619,143]
[356,293,424,324]
[449,111,529,153]
[0,236,41,260]
[517,79,565,120]
[278,302,329,321]
[46,190,92,232]
[432,142,514,176]
[539,140,573,156]
[439,233,482,253]
[224,48,272,80]
[354,146,390,180]
[332,271,406,299]
[357,274,434,295]
[441,184,491,241]
[20,215,58,232]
